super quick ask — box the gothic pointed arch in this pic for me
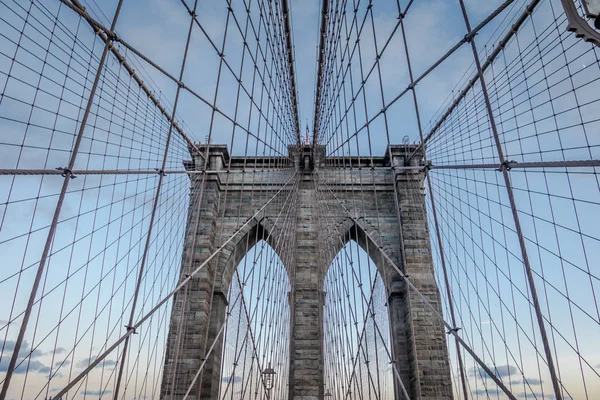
[320,217,403,293]
[215,218,290,296]
[319,215,425,398]
[322,238,395,399]
[218,237,291,400]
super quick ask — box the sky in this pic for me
[0,0,599,399]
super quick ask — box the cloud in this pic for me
[472,386,549,399]
[75,357,117,369]
[1,340,42,358]
[470,364,518,379]
[1,340,16,351]
[473,389,497,396]
[0,358,49,374]
[0,340,71,379]
[517,393,554,399]
[0,340,54,374]
[221,375,242,384]
[80,390,112,396]
[525,378,543,385]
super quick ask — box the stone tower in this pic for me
[160,144,453,399]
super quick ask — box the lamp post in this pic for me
[325,389,333,398]
[582,0,600,28]
[262,362,276,398]
[560,0,600,45]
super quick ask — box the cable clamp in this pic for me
[497,160,514,171]
[446,327,461,335]
[464,32,478,43]
[525,4,535,14]
[408,82,415,90]
[125,325,137,334]
[56,167,76,179]
[155,169,166,176]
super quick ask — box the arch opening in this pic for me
[323,240,395,399]
[218,239,291,400]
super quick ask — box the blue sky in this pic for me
[0,0,599,399]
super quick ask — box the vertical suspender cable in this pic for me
[456,1,563,399]
[0,1,124,398]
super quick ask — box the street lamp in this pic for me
[325,389,333,397]
[262,362,276,392]
[581,0,600,28]
[560,0,600,45]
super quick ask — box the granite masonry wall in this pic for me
[160,144,452,400]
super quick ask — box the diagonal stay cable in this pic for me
[0,1,126,397]
[405,0,542,163]
[49,171,297,399]
[317,172,519,400]
[60,0,294,159]
[318,0,521,154]
[57,0,204,160]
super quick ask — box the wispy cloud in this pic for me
[221,375,242,384]
[0,340,70,376]
[80,389,112,396]
[470,364,518,378]
[525,378,543,385]
[75,356,117,369]
[517,392,555,399]
[0,358,49,374]
[1,340,42,358]
[55,359,69,367]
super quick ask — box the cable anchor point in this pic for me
[497,160,515,172]
[464,32,478,43]
[56,167,76,179]
[125,325,137,334]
